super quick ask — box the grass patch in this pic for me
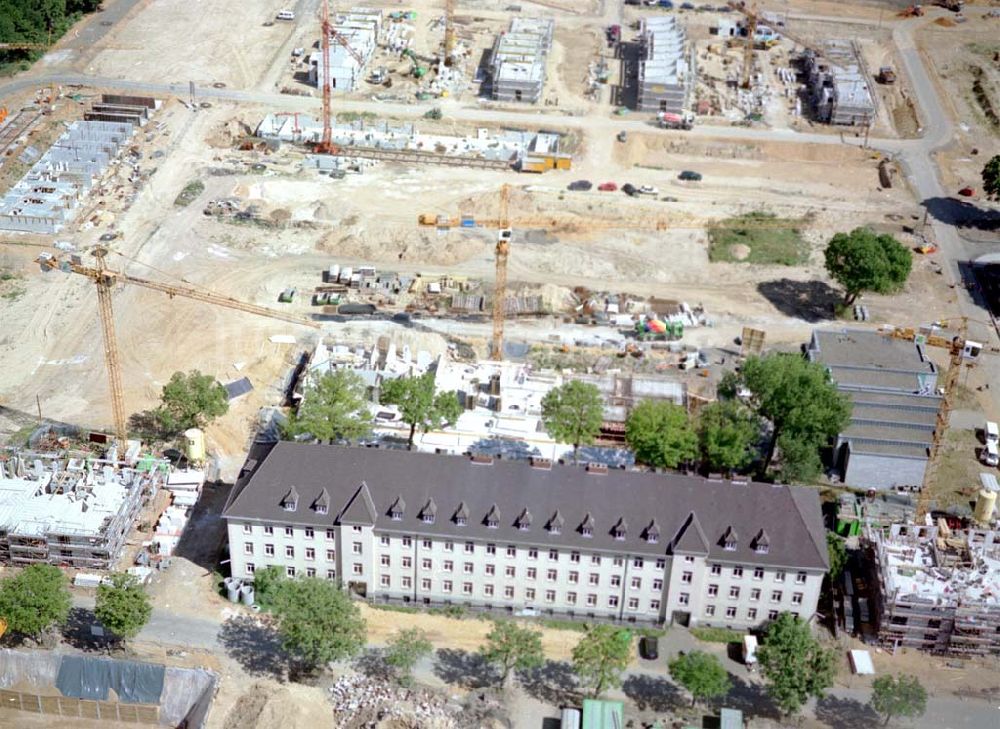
[708,212,809,265]
[173,180,205,207]
[0,268,25,301]
[691,626,744,643]
[369,602,471,620]
[538,618,589,632]
[926,427,981,512]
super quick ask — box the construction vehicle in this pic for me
[876,66,896,85]
[403,49,428,78]
[935,0,963,11]
[0,107,6,126]
[657,110,695,130]
[35,247,319,445]
[419,189,805,360]
[899,4,923,17]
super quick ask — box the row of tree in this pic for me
[0,0,103,57]
[254,566,924,724]
[0,565,151,649]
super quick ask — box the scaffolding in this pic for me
[864,523,1000,656]
[0,451,165,570]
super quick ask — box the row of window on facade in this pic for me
[702,605,799,622]
[678,589,805,605]
[686,566,810,584]
[242,524,358,539]
[377,574,662,611]
[245,563,337,579]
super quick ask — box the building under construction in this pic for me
[636,16,695,114]
[864,522,1000,656]
[803,40,876,126]
[488,17,554,103]
[0,450,164,570]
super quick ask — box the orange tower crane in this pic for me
[315,0,338,155]
[37,247,320,445]
[444,0,457,65]
[490,184,513,359]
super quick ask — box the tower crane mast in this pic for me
[37,247,319,445]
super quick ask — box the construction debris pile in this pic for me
[327,674,459,727]
[865,522,1000,655]
[0,447,167,569]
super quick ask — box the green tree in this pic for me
[824,228,912,306]
[270,577,366,673]
[625,400,698,469]
[870,674,927,727]
[480,620,545,689]
[571,625,632,698]
[384,628,433,685]
[669,650,732,706]
[153,370,229,434]
[982,154,1000,200]
[0,564,71,641]
[94,573,152,650]
[827,532,848,581]
[286,370,372,442]
[757,612,836,716]
[250,565,286,609]
[697,400,760,471]
[380,372,462,448]
[540,381,604,462]
[734,354,851,480]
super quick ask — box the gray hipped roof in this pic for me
[224,443,829,570]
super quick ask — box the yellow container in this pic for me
[184,428,207,462]
[973,488,997,525]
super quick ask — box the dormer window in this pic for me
[722,526,738,551]
[582,527,592,537]
[419,498,437,525]
[485,504,500,529]
[644,520,660,544]
[456,515,467,526]
[515,508,532,532]
[547,510,564,535]
[281,486,299,512]
[753,528,770,554]
[389,495,405,522]
[580,512,595,538]
[453,501,469,526]
[313,488,330,515]
[612,517,627,541]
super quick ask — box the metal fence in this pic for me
[0,688,159,724]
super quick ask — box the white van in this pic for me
[276,10,295,20]
[986,421,999,444]
[984,441,999,467]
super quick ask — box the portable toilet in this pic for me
[184,428,206,462]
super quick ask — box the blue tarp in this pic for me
[56,655,165,704]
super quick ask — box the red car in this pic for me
[959,186,975,197]
[598,182,618,192]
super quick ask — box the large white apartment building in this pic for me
[223,443,828,629]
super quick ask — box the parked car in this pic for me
[617,130,628,143]
[622,183,638,196]
[658,0,674,7]
[678,170,702,181]
[638,185,659,196]
[275,9,295,20]
[681,1,696,8]
[639,636,659,660]
[598,182,618,191]
[567,180,593,191]
[958,186,975,197]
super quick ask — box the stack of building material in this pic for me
[165,469,204,508]
[153,505,191,556]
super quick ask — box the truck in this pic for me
[657,111,694,130]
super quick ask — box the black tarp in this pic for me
[56,655,165,704]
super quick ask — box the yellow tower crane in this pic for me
[444,0,457,65]
[36,247,320,445]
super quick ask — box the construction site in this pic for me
[0,0,998,723]
[864,521,1000,656]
